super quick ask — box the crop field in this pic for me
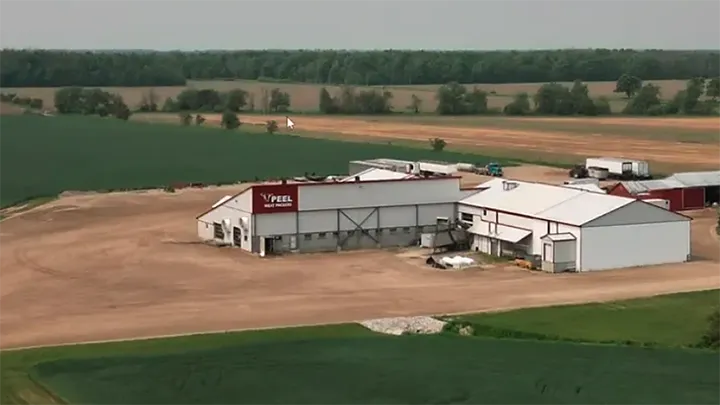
[3,291,718,405]
[3,79,692,113]
[457,289,720,347]
[0,115,513,208]
[28,336,720,404]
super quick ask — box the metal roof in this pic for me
[563,183,606,193]
[468,222,531,243]
[621,179,685,194]
[666,171,720,188]
[542,233,577,242]
[340,167,413,182]
[463,179,635,226]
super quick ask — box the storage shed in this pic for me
[609,170,720,211]
[459,179,692,272]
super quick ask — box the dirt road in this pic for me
[1,187,718,349]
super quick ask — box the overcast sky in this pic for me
[1,0,719,50]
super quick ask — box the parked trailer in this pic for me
[585,157,650,180]
[587,166,609,180]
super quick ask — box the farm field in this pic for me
[0,115,513,208]
[148,113,720,173]
[456,289,720,347]
[2,79,695,113]
[2,292,718,405]
[26,336,720,404]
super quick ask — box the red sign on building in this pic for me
[252,183,299,214]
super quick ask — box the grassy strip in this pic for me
[447,289,720,348]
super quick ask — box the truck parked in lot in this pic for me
[569,157,651,180]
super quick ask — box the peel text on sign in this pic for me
[260,193,294,209]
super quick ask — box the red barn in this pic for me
[608,171,720,211]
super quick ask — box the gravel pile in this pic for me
[359,316,447,336]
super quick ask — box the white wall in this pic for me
[197,204,253,251]
[459,203,581,259]
[581,221,690,271]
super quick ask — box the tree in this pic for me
[614,74,643,98]
[266,120,279,134]
[138,89,159,112]
[622,84,662,115]
[224,89,248,112]
[2,49,719,88]
[318,88,337,114]
[429,137,446,151]
[407,94,422,114]
[706,77,720,100]
[179,112,193,126]
[221,111,240,129]
[114,103,131,120]
[534,83,574,115]
[503,92,532,116]
[269,88,291,112]
[161,97,178,112]
[435,82,488,115]
[699,307,719,349]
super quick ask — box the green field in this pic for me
[2,291,718,404]
[28,335,719,405]
[455,289,720,347]
[0,115,516,208]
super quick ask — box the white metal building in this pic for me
[196,168,468,256]
[459,179,692,272]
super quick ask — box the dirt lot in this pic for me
[1,184,718,349]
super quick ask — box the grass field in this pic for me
[0,115,516,208]
[456,289,720,347]
[2,291,717,405]
[3,79,692,114]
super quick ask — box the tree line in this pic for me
[2,49,719,87]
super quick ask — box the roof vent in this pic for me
[355,176,361,182]
[502,181,519,191]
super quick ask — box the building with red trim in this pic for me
[196,168,471,256]
[608,171,720,211]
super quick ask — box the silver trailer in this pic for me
[585,157,650,180]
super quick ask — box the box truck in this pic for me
[585,157,651,180]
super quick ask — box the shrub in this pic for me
[179,112,193,126]
[429,137,446,152]
[195,114,206,125]
[221,111,240,129]
[699,307,720,349]
[266,120,279,134]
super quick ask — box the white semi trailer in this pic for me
[585,157,651,180]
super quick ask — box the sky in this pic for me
[1,0,719,50]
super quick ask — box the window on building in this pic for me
[460,212,473,223]
[376,228,384,235]
[402,227,411,233]
[332,231,339,238]
[244,235,248,241]
[483,209,487,215]
[304,234,312,241]
[318,232,327,239]
[389,228,397,234]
